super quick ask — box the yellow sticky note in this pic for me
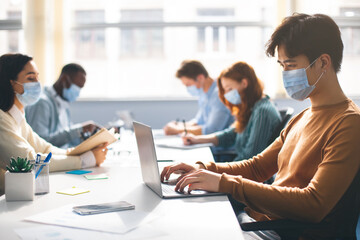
[56,186,90,196]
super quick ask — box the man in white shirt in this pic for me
[26,63,99,148]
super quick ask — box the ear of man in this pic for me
[318,54,331,72]
[60,74,72,89]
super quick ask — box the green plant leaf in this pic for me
[8,156,33,172]
[10,158,16,167]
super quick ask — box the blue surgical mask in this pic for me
[282,57,325,101]
[63,84,81,102]
[186,85,200,96]
[15,81,42,106]
[224,89,241,105]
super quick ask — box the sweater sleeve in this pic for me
[0,114,82,174]
[23,121,83,172]
[204,115,360,223]
[200,133,282,182]
[215,127,237,148]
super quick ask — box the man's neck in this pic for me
[53,81,65,99]
[309,72,347,108]
[202,77,214,93]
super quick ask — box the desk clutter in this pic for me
[18,204,165,239]
[56,186,90,196]
[0,130,243,240]
[5,153,52,201]
[66,170,92,175]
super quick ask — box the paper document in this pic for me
[24,205,157,234]
[68,128,118,156]
[14,224,166,240]
[155,137,213,150]
[151,129,176,139]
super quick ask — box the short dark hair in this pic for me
[60,63,86,77]
[175,60,209,80]
[266,13,343,73]
[0,53,33,112]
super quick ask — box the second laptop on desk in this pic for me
[133,121,224,199]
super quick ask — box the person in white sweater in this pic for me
[0,53,108,196]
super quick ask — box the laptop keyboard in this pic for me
[161,183,190,195]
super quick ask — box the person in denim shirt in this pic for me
[163,60,233,135]
[182,61,281,161]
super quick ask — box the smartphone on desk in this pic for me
[73,201,135,215]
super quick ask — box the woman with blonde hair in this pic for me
[183,61,281,162]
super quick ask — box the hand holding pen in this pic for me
[181,133,196,145]
[182,119,187,135]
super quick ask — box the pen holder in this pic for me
[33,160,50,195]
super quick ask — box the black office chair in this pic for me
[267,107,294,145]
[240,169,360,239]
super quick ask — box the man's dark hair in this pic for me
[266,13,343,73]
[61,63,86,77]
[0,53,33,112]
[175,60,209,80]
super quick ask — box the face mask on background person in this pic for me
[224,89,241,105]
[14,81,42,106]
[63,83,81,102]
[186,85,200,97]
[282,57,325,101]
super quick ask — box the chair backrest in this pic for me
[303,168,360,239]
[329,168,360,238]
[240,168,360,239]
[267,107,294,145]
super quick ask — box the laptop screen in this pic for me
[133,121,163,197]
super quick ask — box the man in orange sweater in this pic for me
[161,13,360,239]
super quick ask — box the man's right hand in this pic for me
[82,120,101,134]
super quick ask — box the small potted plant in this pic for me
[5,156,35,201]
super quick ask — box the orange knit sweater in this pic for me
[201,99,360,237]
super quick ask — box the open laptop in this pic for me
[133,121,225,199]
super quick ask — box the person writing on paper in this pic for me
[25,63,100,148]
[161,14,360,239]
[163,60,233,135]
[0,53,108,196]
[182,61,281,162]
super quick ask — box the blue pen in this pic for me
[35,154,41,164]
[35,152,52,179]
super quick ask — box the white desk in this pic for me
[0,134,244,240]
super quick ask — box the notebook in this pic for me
[133,121,224,199]
[155,137,213,150]
[68,128,118,156]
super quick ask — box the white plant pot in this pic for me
[5,170,35,201]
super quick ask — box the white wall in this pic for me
[70,97,360,129]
